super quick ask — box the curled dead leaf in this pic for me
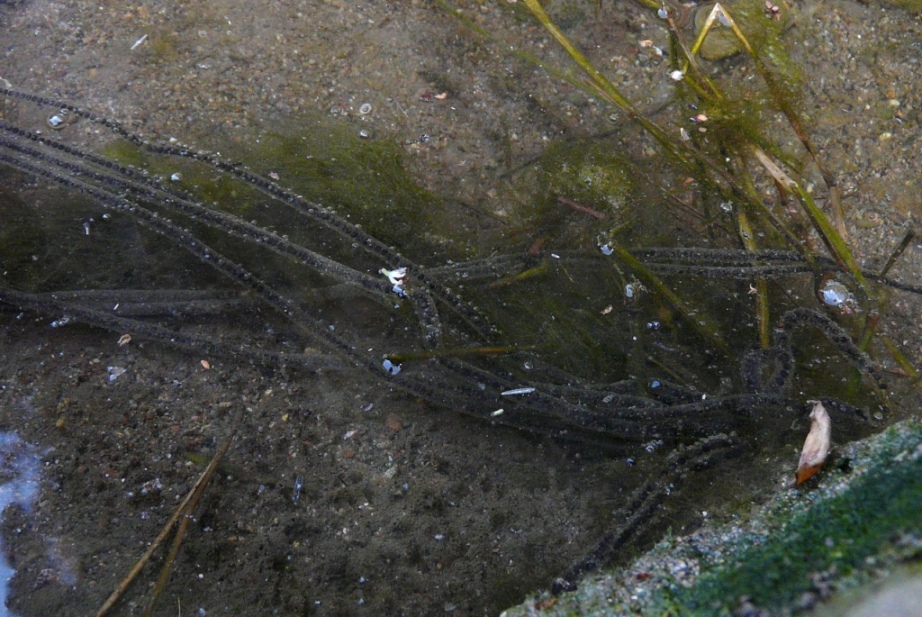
[794,400,831,486]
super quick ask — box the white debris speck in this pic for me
[501,387,535,396]
[382,359,401,376]
[380,266,407,286]
[130,34,148,51]
[379,266,408,296]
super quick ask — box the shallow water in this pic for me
[1,0,922,616]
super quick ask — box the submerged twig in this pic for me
[142,408,241,616]
[557,196,607,220]
[879,228,916,278]
[96,408,242,617]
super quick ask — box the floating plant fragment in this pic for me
[794,401,831,487]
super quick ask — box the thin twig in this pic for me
[879,228,916,278]
[96,408,242,617]
[557,196,607,220]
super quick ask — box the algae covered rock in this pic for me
[542,141,635,215]
[501,419,922,616]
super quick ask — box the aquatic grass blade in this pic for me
[751,147,867,291]
[712,3,848,239]
[736,208,771,348]
[522,0,687,166]
[608,244,727,353]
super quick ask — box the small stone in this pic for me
[385,413,401,432]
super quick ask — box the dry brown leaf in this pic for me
[794,400,831,486]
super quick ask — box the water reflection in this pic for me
[0,432,42,617]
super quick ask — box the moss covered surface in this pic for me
[501,419,922,616]
[100,116,457,260]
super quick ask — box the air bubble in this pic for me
[47,109,73,130]
[820,279,852,308]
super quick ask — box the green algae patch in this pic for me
[98,114,471,262]
[541,141,635,220]
[508,138,639,249]
[880,0,922,13]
